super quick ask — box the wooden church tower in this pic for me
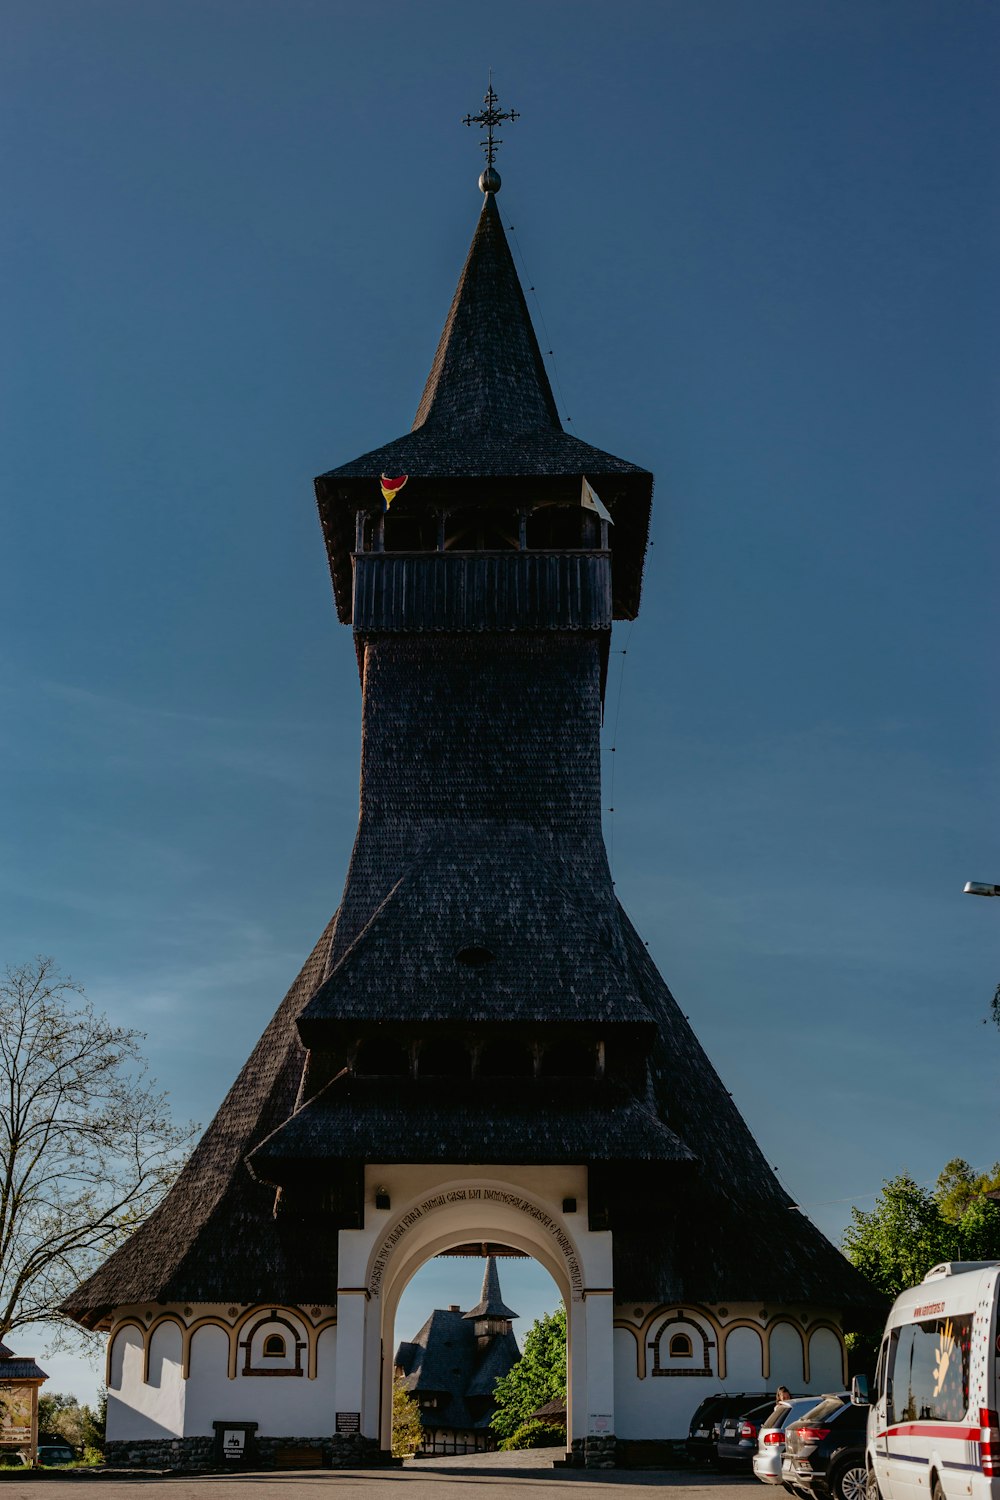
[66,92,876,1470]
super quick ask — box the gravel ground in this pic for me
[0,1454,760,1499]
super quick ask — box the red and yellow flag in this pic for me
[380,474,408,509]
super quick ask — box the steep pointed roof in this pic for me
[412,192,560,436]
[314,189,654,622]
[463,1256,518,1322]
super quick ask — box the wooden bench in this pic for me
[274,1445,324,1469]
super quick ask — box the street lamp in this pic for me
[964,882,1000,897]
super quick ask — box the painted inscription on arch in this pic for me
[368,1188,583,1300]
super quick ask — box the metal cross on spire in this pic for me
[463,78,519,193]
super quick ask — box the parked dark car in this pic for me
[686,1393,776,1464]
[718,1399,782,1465]
[782,1394,868,1500]
[36,1442,76,1467]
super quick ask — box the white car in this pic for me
[753,1398,818,1483]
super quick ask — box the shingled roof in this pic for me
[247,1076,692,1186]
[314,190,653,622]
[298,829,654,1035]
[464,1257,518,1322]
[61,918,340,1326]
[394,1260,520,1436]
[0,1341,47,1382]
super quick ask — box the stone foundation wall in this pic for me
[105,1438,215,1470]
[584,1434,617,1468]
[570,1434,618,1469]
[104,1435,378,1471]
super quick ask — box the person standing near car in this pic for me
[775,1386,792,1404]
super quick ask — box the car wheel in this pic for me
[831,1458,869,1500]
[866,1470,881,1500]
[932,1479,945,1500]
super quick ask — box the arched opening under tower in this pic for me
[347,1174,599,1460]
[392,1247,563,1458]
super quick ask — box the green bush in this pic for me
[490,1304,566,1441]
[498,1420,565,1451]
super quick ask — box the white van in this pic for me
[856,1262,1000,1500]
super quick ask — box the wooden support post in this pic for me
[355,510,366,552]
[599,519,609,550]
[517,510,527,550]
[437,511,447,552]
[375,513,385,553]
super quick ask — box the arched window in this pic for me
[648,1313,714,1377]
[239,1312,306,1376]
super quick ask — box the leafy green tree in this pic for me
[937,1159,1000,1224]
[391,1376,423,1458]
[81,1389,106,1454]
[38,1392,86,1446]
[36,1388,104,1458]
[842,1174,955,1301]
[490,1303,565,1443]
[954,1195,1000,1261]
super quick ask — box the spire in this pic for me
[462,1255,519,1322]
[412,193,560,438]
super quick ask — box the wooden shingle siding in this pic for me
[352,551,612,633]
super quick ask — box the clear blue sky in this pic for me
[2,1,997,1402]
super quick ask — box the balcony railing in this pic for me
[352,550,612,633]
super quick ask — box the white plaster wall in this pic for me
[612,1304,846,1440]
[183,1320,337,1438]
[146,1322,185,1434]
[183,1325,229,1438]
[613,1327,721,1438]
[769,1321,806,1390]
[108,1324,185,1441]
[724,1325,765,1386]
[809,1327,845,1391]
[104,1303,338,1444]
[317,1326,337,1382]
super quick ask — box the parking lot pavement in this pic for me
[0,1454,760,1500]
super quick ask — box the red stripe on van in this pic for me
[878,1424,980,1442]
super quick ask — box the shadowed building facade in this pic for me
[64,134,878,1469]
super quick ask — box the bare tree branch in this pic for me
[0,958,197,1341]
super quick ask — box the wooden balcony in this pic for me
[351,550,612,633]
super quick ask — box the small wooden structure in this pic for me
[0,1340,48,1467]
